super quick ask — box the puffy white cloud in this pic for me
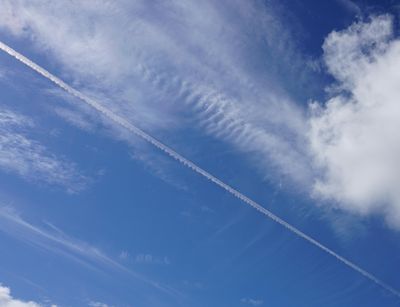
[0,285,41,307]
[0,106,86,192]
[309,15,400,228]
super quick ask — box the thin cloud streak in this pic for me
[0,206,180,298]
[0,107,85,192]
[0,41,399,298]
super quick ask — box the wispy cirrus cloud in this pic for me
[2,39,398,298]
[1,0,400,298]
[53,106,95,132]
[0,106,86,192]
[4,1,400,231]
[0,205,181,298]
[0,0,315,186]
[0,206,120,272]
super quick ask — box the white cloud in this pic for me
[0,106,86,192]
[4,1,400,231]
[0,0,314,186]
[0,284,41,307]
[241,298,263,306]
[0,107,34,127]
[309,15,400,228]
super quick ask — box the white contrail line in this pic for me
[1,41,399,298]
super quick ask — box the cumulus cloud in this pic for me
[0,0,315,186]
[309,15,400,228]
[0,284,41,307]
[0,106,86,192]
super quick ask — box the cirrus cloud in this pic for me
[0,0,314,187]
[0,106,86,192]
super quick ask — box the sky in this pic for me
[0,0,400,306]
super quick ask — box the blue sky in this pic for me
[1,0,400,306]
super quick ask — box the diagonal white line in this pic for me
[1,41,399,298]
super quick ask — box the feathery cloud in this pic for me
[0,0,314,186]
[0,106,86,192]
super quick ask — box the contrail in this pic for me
[1,41,399,298]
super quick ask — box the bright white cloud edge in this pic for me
[309,15,400,228]
[0,284,42,307]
